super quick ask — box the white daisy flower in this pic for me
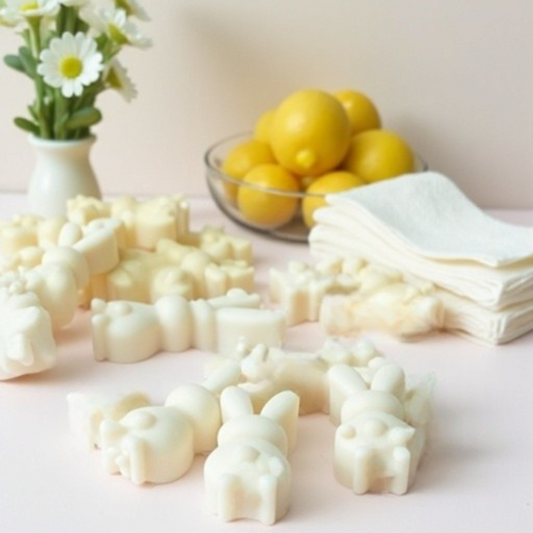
[115,0,149,22]
[3,0,59,21]
[81,7,151,49]
[105,59,137,102]
[37,32,104,98]
[0,3,18,27]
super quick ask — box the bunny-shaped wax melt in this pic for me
[99,382,226,485]
[101,406,195,485]
[67,391,151,451]
[328,363,432,495]
[0,288,56,380]
[91,288,285,363]
[204,386,299,525]
[270,257,443,339]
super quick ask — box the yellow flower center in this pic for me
[21,2,39,11]
[108,23,129,45]
[60,56,83,79]
[106,68,121,89]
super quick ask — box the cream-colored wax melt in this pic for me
[0,245,93,379]
[99,382,229,485]
[0,193,257,379]
[165,384,223,455]
[0,255,79,331]
[206,338,384,414]
[67,391,152,450]
[1,195,255,307]
[0,218,121,281]
[0,213,66,255]
[0,227,122,379]
[329,363,433,494]
[67,194,191,250]
[206,339,432,495]
[269,258,358,325]
[204,387,299,525]
[270,257,443,339]
[179,225,253,264]
[100,405,197,485]
[68,377,238,459]
[0,221,121,331]
[67,218,121,276]
[89,240,254,305]
[91,288,285,363]
[69,338,433,525]
[0,288,56,380]
[320,268,443,339]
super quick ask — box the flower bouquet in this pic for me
[0,0,151,140]
[1,0,151,215]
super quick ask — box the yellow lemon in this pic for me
[341,129,414,183]
[237,164,299,228]
[299,174,317,191]
[334,89,381,135]
[254,109,276,143]
[302,171,366,228]
[270,89,351,176]
[222,139,276,203]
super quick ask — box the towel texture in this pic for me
[438,291,533,345]
[324,172,533,267]
[310,172,533,311]
[308,171,533,344]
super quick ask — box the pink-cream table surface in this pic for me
[0,192,532,533]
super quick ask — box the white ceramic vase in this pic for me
[27,135,102,217]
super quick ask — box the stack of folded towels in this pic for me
[309,171,533,345]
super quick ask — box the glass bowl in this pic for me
[205,133,427,242]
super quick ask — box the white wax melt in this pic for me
[204,387,299,525]
[270,257,444,339]
[91,289,285,363]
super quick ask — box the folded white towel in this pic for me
[310,172,533,311]
[324,172,533,267]
[438,291,533,345]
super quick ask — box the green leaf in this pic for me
[64,107,102,131]
[27,105,39,121]
[18,46,37,77]
[4,55,26,74]
[14,117,39,135]
[76,19,89,34]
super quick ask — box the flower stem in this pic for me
[53,89,68,139]
[66,6,78,34]
[27,17,51,139]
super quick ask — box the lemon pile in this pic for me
[221,88,415,229]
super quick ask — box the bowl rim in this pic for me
[205,132,344,199]
[204,132,428,199]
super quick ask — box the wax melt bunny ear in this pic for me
[41,246,89,289]
[261,391,300,454]
[327,364,368,425]
[201,360,242,396]
[165,383,221,454]
[371,363,406,398]
[220,386,253,423]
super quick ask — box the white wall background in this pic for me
[1,0,532,208]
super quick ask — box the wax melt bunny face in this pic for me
[0,289,56,380]
[91,299,161,363]
[335,411,416,495]
[204,387,299,525]
[100,406,195,485]
[204,439,291,525]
